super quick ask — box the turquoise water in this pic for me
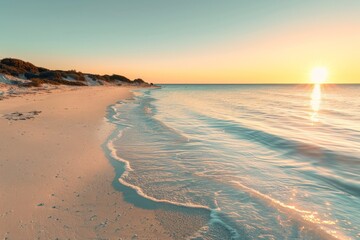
[106,84,360,239]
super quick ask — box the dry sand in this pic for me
[0,86,175,239]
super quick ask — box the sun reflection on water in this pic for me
[310,67,327,123]
[311,83,322,122]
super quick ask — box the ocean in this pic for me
[105,84,360,239]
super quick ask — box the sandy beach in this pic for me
[2,1,359,238]
[0,86,173,239]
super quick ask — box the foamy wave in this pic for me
[107,131,133,172]
[107,136,211,211]
[186,209,240,240]
[106,128,240,239]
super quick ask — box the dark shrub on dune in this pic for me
[133,78,146,85]
[0,63,23,76]
[76,73,85,81]
[23,77,86,87]
[1,58,39,74]
[65,71,85,81]
[38,71,63,81]
[1,57,152,87]
[24,72,38,79]
[88,74,104,81]
[37,67,49,73]
[109,74,132,83]
[101,75,111,82]
[54,79,87,86]
[0,65,11,75]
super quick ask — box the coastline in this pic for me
[0,86,173,239]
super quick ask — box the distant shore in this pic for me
[0,86,173,239]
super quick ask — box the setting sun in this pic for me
[1,1,360,240]
[311,67,328,84]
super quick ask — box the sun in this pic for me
[311,67,328,84]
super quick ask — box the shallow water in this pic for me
[106,84,360,239]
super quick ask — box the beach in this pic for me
[1,84,359,239]
[0,86,172,239]
[1,1,358,238]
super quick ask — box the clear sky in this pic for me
[1,0,359,83]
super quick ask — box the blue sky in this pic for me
[1,0,359,83]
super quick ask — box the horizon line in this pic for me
[156,83,359,85]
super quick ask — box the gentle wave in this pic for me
[230,180,346,240]
[108,135,211,210]
[105,85,360,239]
[105,104,240,239]
[188,110,360,166]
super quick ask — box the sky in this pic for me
[1,0,360,84]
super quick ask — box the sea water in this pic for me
[106,84,360,239]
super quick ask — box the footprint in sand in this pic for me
[3,111,42,121]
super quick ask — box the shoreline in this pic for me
[0,86,173,239]
[104,99,212,239]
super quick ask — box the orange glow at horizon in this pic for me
[10,19,360,84]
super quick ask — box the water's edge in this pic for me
[101,96,237,239]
